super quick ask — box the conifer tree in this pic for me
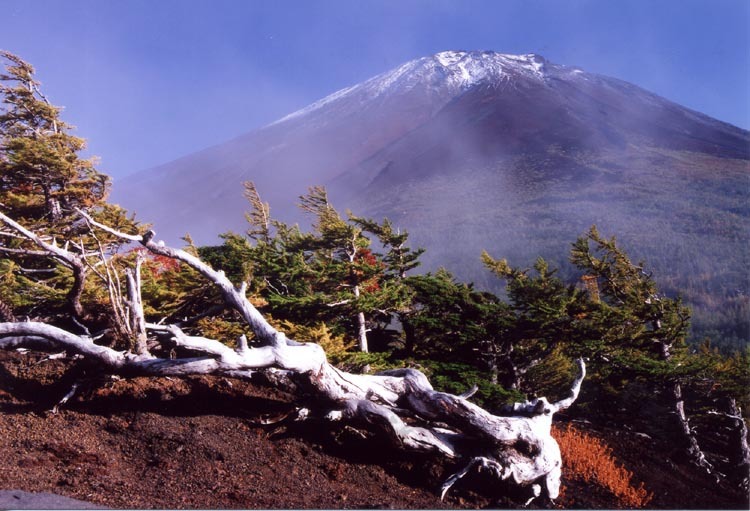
[351,216,424,279]
[296,186,382,352]
[239,183,422,353]
[0,51,138,325]
[570,226,712,470]
[402,269,511,384]
[481,253,586,393]
[0,51,108,228]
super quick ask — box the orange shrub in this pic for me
[553,423,653,508]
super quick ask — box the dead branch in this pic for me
[0,210,88,319]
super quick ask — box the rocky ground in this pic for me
[0,350,746,509]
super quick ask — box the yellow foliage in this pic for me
[195,317,252,346]
[248,293,268,308]
[275,319,355,364]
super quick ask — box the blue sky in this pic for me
[2,0,748,181]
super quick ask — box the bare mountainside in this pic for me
[113,50,750,345]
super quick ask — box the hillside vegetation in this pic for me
[347,144,750,353]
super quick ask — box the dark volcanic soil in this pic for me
[0,350,487,509]
[0,350,747,509]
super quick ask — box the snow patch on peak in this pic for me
[432,51,554,84]
[435,50,467,67]
[498,53,547,76]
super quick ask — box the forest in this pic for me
[0,51,748,508]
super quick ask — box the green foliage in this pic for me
[569,226,693,376]
[693,341,750,414]
[523,346,578,401]
[406,271,501,353]
[351,216,424,278]
[239,182,421,352]
[0,51,109,229]
[198,233,254,284]
[138,246,216,322]
[416,359,523,410]
[480,252,589,391]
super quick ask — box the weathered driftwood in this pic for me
[0,210,586,502]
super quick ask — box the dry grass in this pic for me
[553,423,653,508]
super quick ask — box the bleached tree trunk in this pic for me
[346,229,369,353]
[710,398,750,492]
[352,284,368,352]
[0,210,588,503]
[656,327,713,473]
[729,399,750,491]
[729,399,750,493]
[669,381,711,469]
[125,252,148,355]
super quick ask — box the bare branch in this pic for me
[77,208,283,348]
[0,210,88,319]
[552,357,587,412]
[0,246,51,257]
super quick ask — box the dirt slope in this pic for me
[0,350,746,509]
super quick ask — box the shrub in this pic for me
[553,423,653,508]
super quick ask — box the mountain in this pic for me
[113,50,750,345]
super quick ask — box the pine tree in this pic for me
[238,183,422,353]
[570,226,712,470]
[402,269,511,383]
[0,51,139,325]
[481,252,586,393]
[296,186,384,352]
[0,51,108,228]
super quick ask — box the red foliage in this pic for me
[355,248,383,293]
[553,424,653,508]
[128,248,181,277]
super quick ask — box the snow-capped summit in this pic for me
[275,51,567,126]
[433,50,551,82]
[274,51,559,126]
[365,50,561,94]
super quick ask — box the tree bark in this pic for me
[353,284,368,352]
[125,252,148,355]
[654,310,712,473]
[706,398,749,491]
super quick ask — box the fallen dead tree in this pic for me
[0,209,585,504]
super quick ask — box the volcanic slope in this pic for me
[114,51,750,343]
